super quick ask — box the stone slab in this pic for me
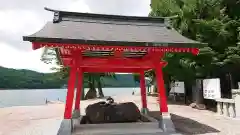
[73,122,164,135]
[215,98,235,103]
[74,132,181,135]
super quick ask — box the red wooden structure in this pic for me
[23,8,200,121]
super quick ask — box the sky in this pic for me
[0,0,151,73]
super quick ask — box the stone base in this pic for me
[159,113,176,133]
[72,109,81,118]
[141,108,149,114]
[57,116,83,135]
[72,116,83,131]
[57,119,72,135]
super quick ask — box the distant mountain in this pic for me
[0,66,141,89]
[0,66,66,89]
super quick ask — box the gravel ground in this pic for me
[168,104,240,135]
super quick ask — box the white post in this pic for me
[223,103,229,117]
[228,103,235,118]
[217,102,223,115]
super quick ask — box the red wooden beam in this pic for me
[60,52,163,63]
[155,64,168,113]
[60,58,168,70]
[61,58,168,69]
[81,57,155,67]
[59,48,72,56]
[64,67,77,119]
[82,67,152,73]
[32,42,199,55]
[61,57,156,68]
[81,65,152,69]
[140,71,147,111]
[74,69,83,111]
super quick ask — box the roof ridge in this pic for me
[44,7,165,24]
[61,17,165,27]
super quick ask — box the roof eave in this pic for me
[22,36,204,48]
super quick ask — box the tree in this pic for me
[41,48,116,99]
[150,0,240,105]
[84,73,115,99]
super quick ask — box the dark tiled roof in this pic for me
[23,8,202,47]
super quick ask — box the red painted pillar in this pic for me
[74,68,83,110]
[155,64,168,113]
[140,71,148,114]
[64,67,77,119]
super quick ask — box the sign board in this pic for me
[170,81,185,94]
[203,78,221,100]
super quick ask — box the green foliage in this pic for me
[150,0,240,83]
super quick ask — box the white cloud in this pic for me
[0,0,91,73]
[0,0,151,73]
[0,42,54,73]
[0,9,53,72]
[0,10,44,35]
[64,0,90,12]
[83,0,151,16]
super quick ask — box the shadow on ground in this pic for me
[148,111,220,135]
[167,100,187,105]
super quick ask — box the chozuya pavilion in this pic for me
[23,7,200,135]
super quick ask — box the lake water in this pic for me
[0,88,141,108]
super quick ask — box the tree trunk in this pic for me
[228,73,234,89]
[165,79,171,96]
[184,81,193,104]
[220,73,232,98]
[153,78,158,93]
[81,85,85,100]
[195,79,204,104]
[97,80,104,98]
[190,79,206,110]
[85,76,97,99]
